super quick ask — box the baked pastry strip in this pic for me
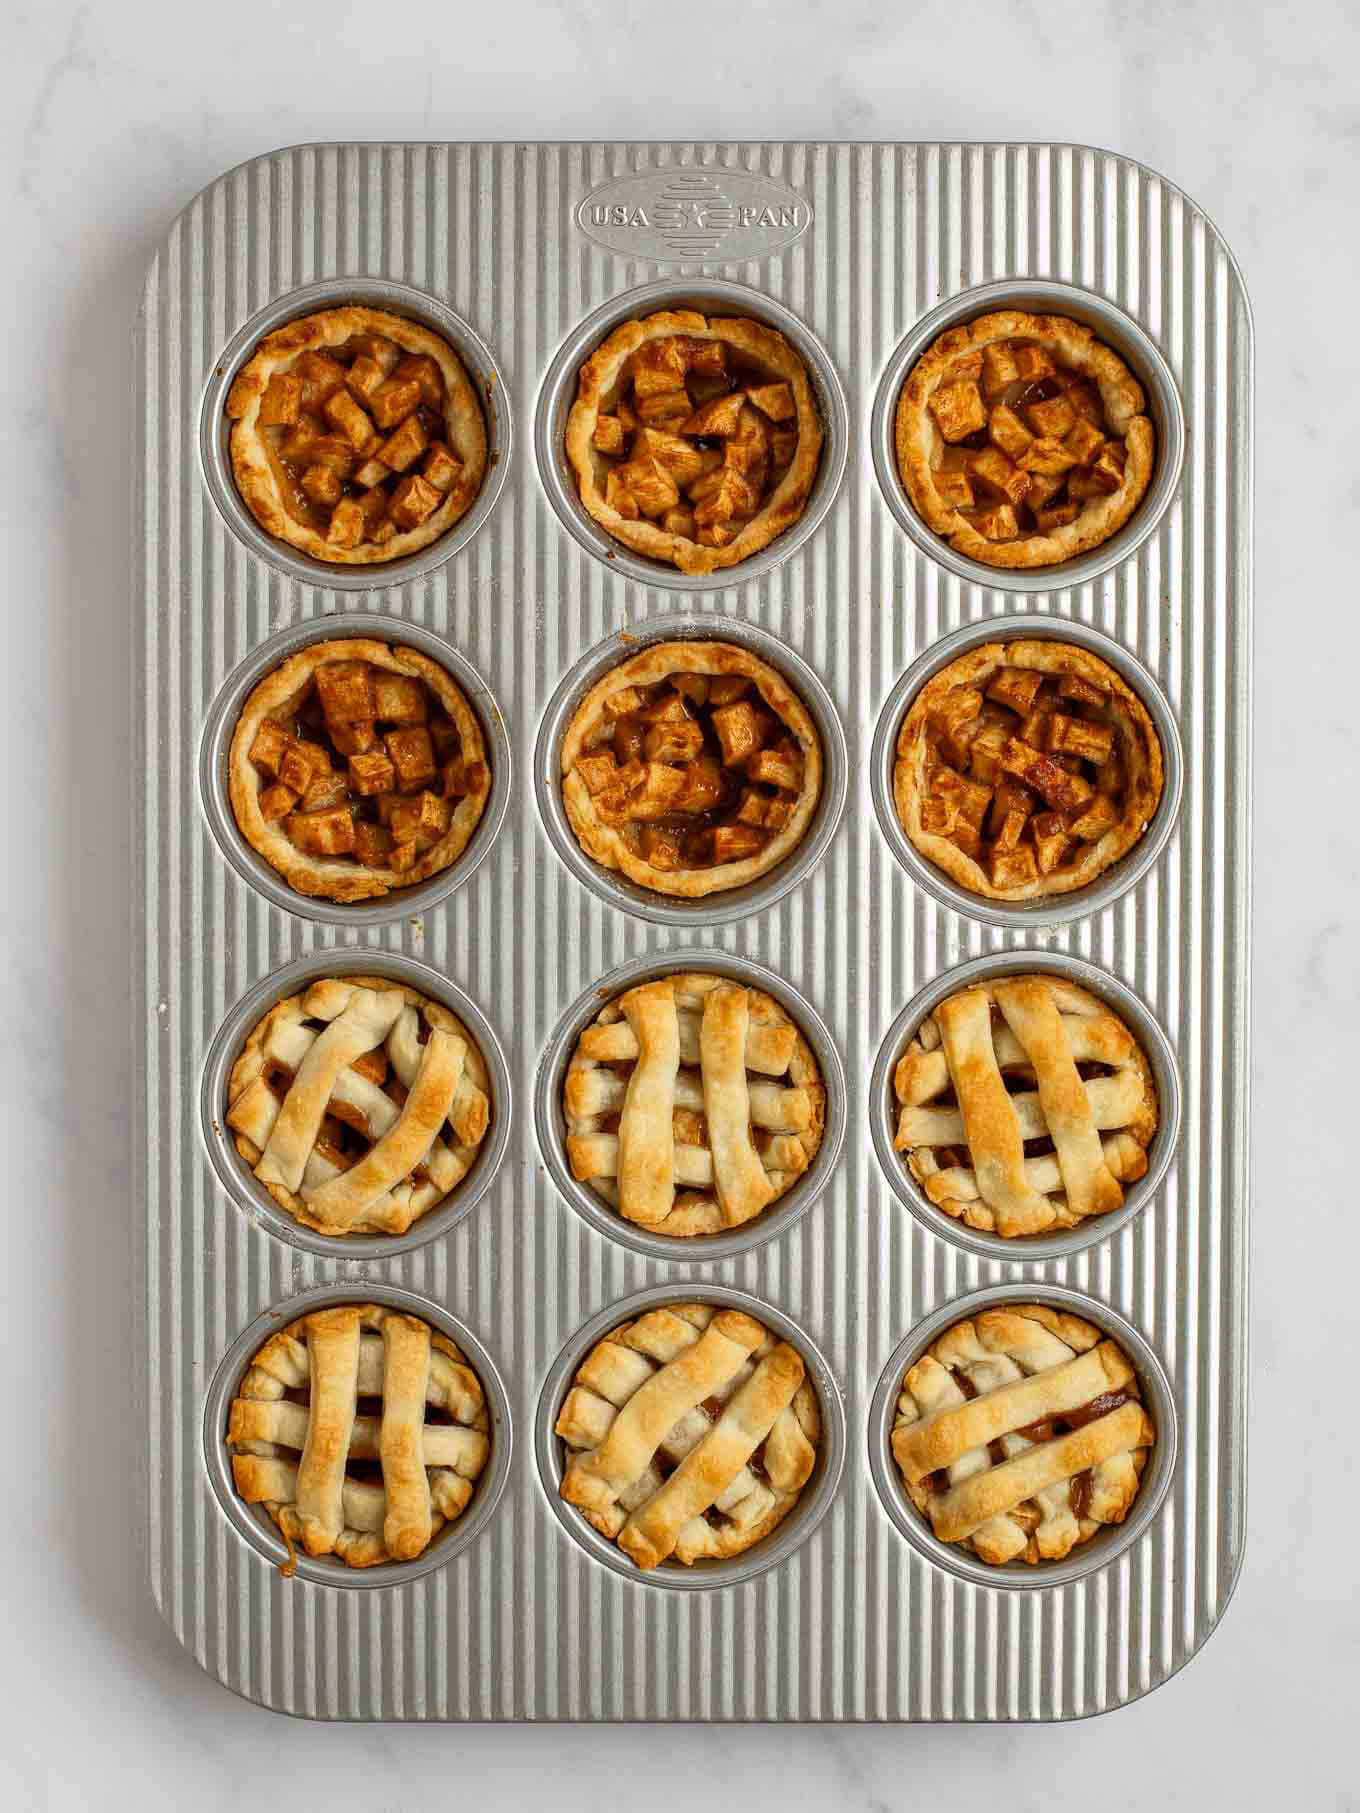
[377,1313,434,1561]
[700,985,777,1225]
[616,979,680,1225]
[893,1338,1134,1482]
[935,989,1050,1236]
[893,1305,1153,1564]
[894,974,1157,1236]
[561,1310,765,1517]
[993,978,1122,1221]
[300,1028,464,1230]
[618,1340,805,1569]
[564,974,823,1236]
[294,1307,362,1555]
[930,1401,1152,1544]
[255,988,405,1193]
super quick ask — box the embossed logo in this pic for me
[576,168,812,263]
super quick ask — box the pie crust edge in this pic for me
[560,638,824,899]
[227,637,492,903]
[226,304,488,567]
[564,309,825,576]
[892,638,1164,902]
[228,973,493,1235]
[894,309,1155,571]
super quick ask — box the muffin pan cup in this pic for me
[869,948,1182,1264]
[534,275,849,593]
[866,1283,1179,1592]
[535,1282,847,1591]
[534,608,849,928]
[201,949,513,1261]
[534,948,847,1263]
[198,610,512,927]
[199,275,511,591]
[202,1280,514,1590]
[869,610,1184,929]
[139,142,1251,1722]
[869,276,1187,594]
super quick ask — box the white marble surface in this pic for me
[3,0,1354,1803]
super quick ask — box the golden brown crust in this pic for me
[892,1303,1154,1566]
[563,972,826,1238]
[892,974,1158,1238]
[228,638,490,904]
[228,1302,489,1570]
[227,975,493,1236]
[226,304,487,566]
[560,639,822,899]
[565,309,823,575]
[894,310,1154,570]
[555,1302,820,1568]
[893,638,1164,902]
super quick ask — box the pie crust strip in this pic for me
[255,988,406,1193]
[617,1340,805,1569]
[929,1401,1152,1544]
[300,1029,464,1230]
[935,989,1050,1236]
[616,980,679,1225]
[378,1313,434,1561]
[560,1310,764,1516]
[293,1308,362,1555]
[701,984,776,1226]
[993,978,1122,1220]
[892,1339,1134,1483]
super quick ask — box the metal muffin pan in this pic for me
[200,948,513,1261]
[534,608,850,928]
[534,1282,847,1591]
[138,142,1251,1722]
[198,609,512,927]
[534,947,847,1263]
[533,275,850,593]
[868,949,1182,1264]
[869,276,1187,594]
[202,1279,514,1590]
[199,274,512,591]
[866,1282,1179,1592]
[869,611,1185,929]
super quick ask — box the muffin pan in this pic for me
[136,141,1251,1722]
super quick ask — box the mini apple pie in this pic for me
[227,975,492,1237]
[556,1302,820,1569]
[560,639,822,899]
[895,310,1154,570]
[229,638,490,904]
[565,308,823,575]
[894,639,1163,902]
[564,973,825,1237]
[229,1303,490,1570]
[226,304,486,565]
[893,974,1157,1238]
[893,1303,1155,1566]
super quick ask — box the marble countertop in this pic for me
[6,0,1354,1805]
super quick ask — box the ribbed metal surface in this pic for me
[134,142,1252,1721]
